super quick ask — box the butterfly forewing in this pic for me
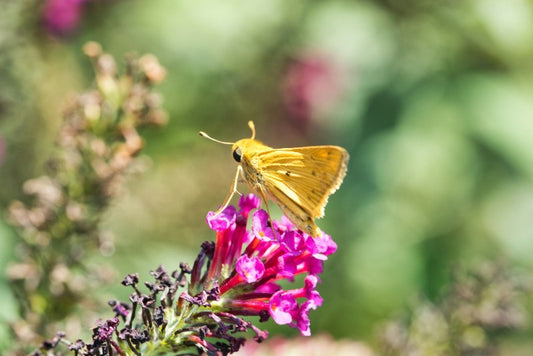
[258,146,349,219]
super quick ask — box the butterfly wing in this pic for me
[257,146,348,235]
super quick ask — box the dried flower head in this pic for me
[6,42,167,349]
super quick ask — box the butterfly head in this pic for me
[231,138,265,163]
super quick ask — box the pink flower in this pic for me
[283,53,344,128]
[252,210,275,241]
[206,205,236,231]
[187,194,337,336]
[239,193,261,218]
[43,0,87,36]
[269,291,298,325]
[295,301,317,336]
[236,255,265,283]
[281,230,305,255]
[306,232,337,260]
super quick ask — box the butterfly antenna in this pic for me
[199,131,234,145]
[248,121,256,140]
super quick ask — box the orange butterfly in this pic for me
[200,121,348,237]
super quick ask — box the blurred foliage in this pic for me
[2,0,533,354]
[381,262,531,355]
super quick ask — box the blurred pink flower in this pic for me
[42,0,87,36]
[283,53,344,128]
[236,334,374,356]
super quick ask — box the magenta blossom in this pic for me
[270,291,298,325]
[42,0,87,36]
[283,53,344,128]
[252,209,275,241]
[236,255,265,283]
[185,193,337,337]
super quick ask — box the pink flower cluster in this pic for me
[200,194,337,336]
[283,54,343,128]
[42,0,88,36]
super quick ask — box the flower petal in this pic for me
[269,291,298,325]
[206,206,237,231]
[236,255,265,283]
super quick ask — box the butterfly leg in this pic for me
[214,166,243,215]
[255,185,280,240]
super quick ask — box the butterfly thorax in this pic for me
[231,138,271,186]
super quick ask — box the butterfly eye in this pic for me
[233,147,242,162]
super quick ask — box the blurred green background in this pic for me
[1,0,533,352]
